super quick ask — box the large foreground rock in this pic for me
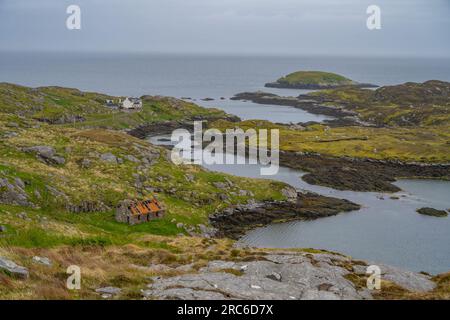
[142,252,436,300]
[0,257,29,279]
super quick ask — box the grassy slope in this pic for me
[276,71,354,86]
[0,118,286,247]
[213,81,450,163]
[210,120,450,163]
[310,80,450,127]
[0,83,227,129]
[0,115,288,299]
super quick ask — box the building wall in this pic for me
[115,211,164,225]
[122,99,134,109]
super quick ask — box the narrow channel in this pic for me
[149,132,450,275]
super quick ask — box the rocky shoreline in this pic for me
[279,151,450,192]
[137,121,450,193]
[231,91,354,119]
[210,191,361,239]
[127,115,240,139]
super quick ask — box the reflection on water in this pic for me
[150,135,450,274]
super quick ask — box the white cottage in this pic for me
[121,97,142,110]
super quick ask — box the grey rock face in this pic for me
[96,286,122,299]
[142,252,437,300]
[0,178,30,206]
[376,264,436,292]
[80,158,92,169]
[281,186,298,202]
[23,145,65,166]
[32,256,52,267]
[143,252,368,300]
[100,153,118,163]
[213,182,228,189]
[14,178,25,189]
[0,257,29,279]
[124,155,140,163]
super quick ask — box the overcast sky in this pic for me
[0,0,449,56]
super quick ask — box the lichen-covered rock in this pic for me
[0,178,30,206]
[376,263,436,292]
[281,186,297,202]
[142,252,436,300]
[0,257,29,279]
[22,145,65,165]
[95,286,122,295]
[100,153,118,163]
[142,253,367,300]
[32,256,52,267]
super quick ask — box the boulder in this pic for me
[80,158,92,169]
[22,145,65,166]
[0,178,30,206]
[95,286,122,296]
[100,153,118,163]
[124,155,140,163]
[0,257,29,279]
[213,182,228,189]
[32,256,52,267]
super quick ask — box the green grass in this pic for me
[210,119,450,163]
[0,83,228,129]
[0,118,287,249]
[309,81,450,127]
[276,71,354,86]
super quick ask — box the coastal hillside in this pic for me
[0,83,363,299]
[265,71,376,89]
[0,83,228,128]
[0,83,449,300]
[225,80,450,191]
[308,80,450,126]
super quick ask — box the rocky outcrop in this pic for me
[0,177,31,206]
[96,286,122,299]
[34,114,85,125]
[22,145,65,165]
[32,256,52,267]
[210,192,360,239]
[416,207,448,218]
[128,115,240,139]
[142,251,435,300]
[0,257,29,279]
[280,151,450,192]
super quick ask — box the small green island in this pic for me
[265,71,377,89]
